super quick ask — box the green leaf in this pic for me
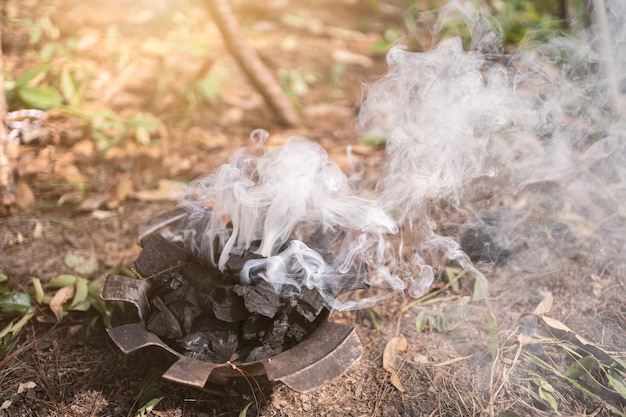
[415,311,428,332]
[14,66,49,89]
[365,307,381,329]
[32,277,45,304]
[605,368,626,400]
[535,377,558,411]
[18,85,63,109]
[88,276,104,298]
[135,381,164,417]
[60,69,79,106]
[371,39,392,53]
[82,315,100,344]
[238,402,253,417]
[487,310,499,362]
[565,356,595,379]
[0,308,35,356]
[445,267,464,292]
[70,277,89,309]
[48,274,77,288]
[69,300,92,312]
[360,135,387,147]
[0,292,33,314]
[539,386,558,411]
[473,276,487,301]
[64,253,98,276]
[135,396,163,417]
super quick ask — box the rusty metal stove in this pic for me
[100,210,363,395]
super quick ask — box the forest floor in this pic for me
[0,0,624,416]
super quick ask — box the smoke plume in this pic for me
[173,0,625,316]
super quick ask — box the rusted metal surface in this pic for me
[101,274,363,394]
[100,208,363,394]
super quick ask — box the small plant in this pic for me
[0,272,35,356]
[88,109,166,151]
[278,69,319,99]
[0,254,133,357]
[523,335,626,416]
[489,0,568,45]
[134,380,164,417]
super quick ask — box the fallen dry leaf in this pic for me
[332,49,374,68]
[383,335,408,392]
[15,177,36,210]
[59,163,86,184]
[49,286,74,321]
[17,381,37,395]
[78,193,111,211]
[32,221,44,239]
[533,292,553,315]
[131,179,184,201]
[108,176,134,208]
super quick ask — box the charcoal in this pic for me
[242,314,272,342]
[293,288,325,322]
[146,296,182,339]
[151,273,202,333]
[134,233,190,277]
[233,281,281,318]
[212,287,249,322]
[177,320,239,363]
[161,278,197,306]
[140,231,331,365]
[244,344,279,362]
[166,300,203,334]
[151,271,184,297]
[286,321,308,342]
[225,247,264,274]
[460,223,510,265]
[182,260,222,310]
[266,314,289,349]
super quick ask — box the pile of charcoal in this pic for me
[133,233,327,364]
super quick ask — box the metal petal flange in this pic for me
[101,274,363,394]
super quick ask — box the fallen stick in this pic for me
[205,0,300,127]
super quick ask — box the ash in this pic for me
[134,232,326,364]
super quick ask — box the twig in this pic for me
[205,0,300,127]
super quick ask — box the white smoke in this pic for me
[173,0,625,313]
[175,129,405,309]
[359,0,625,288]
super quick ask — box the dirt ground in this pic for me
[1,0,625,416]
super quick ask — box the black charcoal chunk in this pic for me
[266,314,289,348]
[146,296,182,339]
[167,299,203,334]
[177,320,239,363]
[460,223,510,265]
[286,322,308,342]
[294,288,325,322]
[245,344,280,362]
[158,277,203,333]
[134,233,190,277]
[233,281,281,318]
[242,314,272,342]
[225,248,264,274]
[212,287,249,322]
[151,271,184,297]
